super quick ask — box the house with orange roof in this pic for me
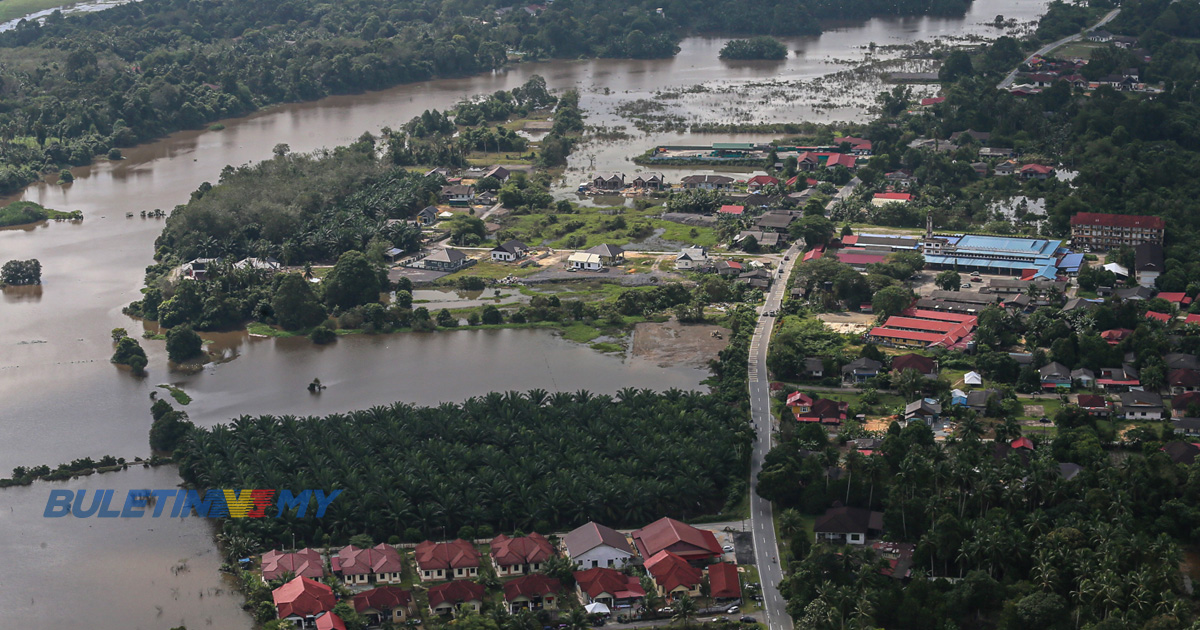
[644,550,703,601]
[332,544,404,585]
[574,567,646,608]
[273,576,336,626]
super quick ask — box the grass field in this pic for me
[502,202,719,250]
[0,0,79,24]
[1050,40,1103,60]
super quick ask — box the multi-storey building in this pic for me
[1069,212,1164,249]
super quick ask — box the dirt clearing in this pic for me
[632,318,729,368]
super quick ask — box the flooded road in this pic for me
[0,1,1048,627]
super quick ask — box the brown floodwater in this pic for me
[0,2,1049,627]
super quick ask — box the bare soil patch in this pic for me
[817,311,874,334]
[632,318,729,369]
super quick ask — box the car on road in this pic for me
[740,617,757,624]
[727,606,740,614]
[723,545,734,552]
[961,283,971,288]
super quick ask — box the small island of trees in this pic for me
[719,37,789,60]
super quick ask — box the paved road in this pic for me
[825,177,861,213]
[747,241,802,630]
[997,8,1121,89]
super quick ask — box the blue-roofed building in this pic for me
[921,234,1065,275]
[1057,253,1085,275]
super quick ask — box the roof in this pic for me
[747,175,779,186]
[718,205,745,215]
[644,550,703,592]
[813,506,883,535]
[892,353,935,374]
[1119,391,1164,407]
[631,517,722,560]
[1039,362,1070,379]
[353,586,413,614]
[1162,441,1200,464]
[503,574,562,601]
[564,522,633,558]
[681,175,735,185]
[708,562,740,599]
[493,240,528,254]
[490,533,554,566]
[1135,243,1164,272]
[1011,436,1035,450]
[837,252,889,266]
[414,539,481,571]
[964,371,982,385]
[568,252,602,265]
[263,548,325,581]
[1173,418,1200,432]
[333,544,404,576]
[426,249,466,264]
[428,581,486,608]
[315,612,347,630]
[920,97,945,106]
[825,154,856,169]
[1059,463,1084,481]
[966,389,998,407]
[1157,292,1191,305]
[585,243,625,258]
[755,213,796,229]
[1070,212,1164,230]
[906,399,941,416]
[273,576,336,619]
[901,309,977,324]
[842,357,883,373]
[1077,394,1107,409]
[873,192,912,201]
[1145,311,1172,323]
[574,567,646,600]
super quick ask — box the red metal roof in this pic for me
[836,252,888,266]
[901,309,978,324]
[708,562,740,599]
[747,176,779,187]
[841,235,859,245]
[1187,314,1200,325]
[1069,212,1164,230]
[1158,292,1190,304]
[428,581,486,609]
[645,550,703,593]
[273,576,336,620]
[1145,311,1172,323]
[574,567,646,600]
[632,517,722,560]
[867,327,944,343]
[353,586,413,614]
[333,544,404,576]
[882,316,963,333]
[873,192,912,201]
[315,612,347,630]
[491,533,554,566]
[920,97,945,106]
[503,574,562,601]
[718,205,745,215]
[263,548,326,581]
[415,539,481,571]
[1011,437,1035,450]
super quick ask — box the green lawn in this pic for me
[1050,40,1104,59]
[1017,396,1063,421]
[502,202,718,250]
[562,323,602,343]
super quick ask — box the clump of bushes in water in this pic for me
[0,454,174,488]
[719,37,788,60]
[110,327,148,375]
[1,258,42,285]
[150,399,195,453]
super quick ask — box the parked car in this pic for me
[961,283,971,288]
[723,544,734,552]
[740,617,757,624]
[727,606,740,614]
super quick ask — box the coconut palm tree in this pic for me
[672,594,698,628]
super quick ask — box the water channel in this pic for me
[0,1,1049,626]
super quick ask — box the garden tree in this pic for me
[0,258,41,285]
[475,176,501,192]
[436,308,458,327]
[111,336,148,375]
[323,251,382,310]
[666,189,724,214]
[741,234,760,253]
[672,594,698,627]
[447,215,487,246]
[308,326,336,344]
[165,325,204,363]
[872,285,914,319]
[935,269,961,291]
[939,49,974,82]
[332,602,367,630]
[894,368,927,400]
[791,215,835,247]
[271,274,326,330]
[766,316,847,379]
[481,305,504,325]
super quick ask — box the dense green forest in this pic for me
[175,386,752,546]
[0,0,974,196]
[719,37,789,60]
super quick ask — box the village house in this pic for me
[1099,365,1141,391]
[746,175,780,191]
[1020,164,1056,180]
[262,548,325,582]
[675,246,709,270]
[592,173,626,190]
[1077,394,1109,417]
[970,162,989,176]
[838,136,873,155]
[736,230,781,249]
[352,587,414,626]
[332,544,404,585]
[813,505,884,545]
[803,357,825,378]
[490,533,554,577]
[563,521,635,570]
[273,576,337,627]
[1039,362,1073,391]
[891,353,937,378]
[631,517,722,563]
[574,567,646,609]
[181,258,217,281]
[1175,392,1200,417]
[904,399,942,425]
[1169,353,1200,371]
[708,562,741,601]
[994,160,1018,176]
[681,174,735,191]
[718,204,745,216]
[440,184,476,205]
[418,206,440,226]
[1136,243,1164,288]
[755,212,797,234]
[978,147,1015,159]
[631,173,666,190]
[738,268,772,289]
[644,550,703,601]
[1119,391,1165,421]
[872,192,912,206]
[585,243,625,265]
[1072,368,1096,389]
[483,165,511,183]
[716,260,744,277]
[424,248,469,272]
[428,581,485,616]
[414,539,481,582]
[426,167,453,179]
[966,389,1001,413]
[842,357,882,383]
[1163,441,1200,465]
[503,574,562,613]
[568,252,603,271]
[490,240,529,262]
[1173,418,1200,438]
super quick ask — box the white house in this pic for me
[568,252,602,271]
[675,247,708,270]
[491,240,529,262]
[563,522,634,570]
[1119,391,1164,421]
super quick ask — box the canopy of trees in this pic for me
[719,37,789,60]
[176,388,752,546]
[1,258,41,285]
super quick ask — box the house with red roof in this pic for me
[503,574,562,613]
[718,204,745,215]
[1070,212,1164,249]
[428,580,486,616]
[273,576,336,625]
[353,586,414,625]
[890,353,937,378]
[415,539,482,582]
[574,567,646,608]
[993,436,1036,466]
[1020,163,1056,180]
[644,550,703,601]
[315,612,347,630]
[1157,292,1192,307]
[786,391,814,414]
[332,544,404,585]
[1145,310,1172,323]
[794,398,849,425]
[825,153,857,169]
[490,533,554,577]
[919,97,945,106]
[707,562,741,600]
[1170,369,1200,395]
[746,175,779,191]
[1100,328,1133,345]
[1076,394,1110,417]
[838,137,873,155]
[872,192,912,206]
[1174,392,1200,417]
[262,548,325,582]
[631,517,722,563]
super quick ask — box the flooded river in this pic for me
[0,1,1048,627]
